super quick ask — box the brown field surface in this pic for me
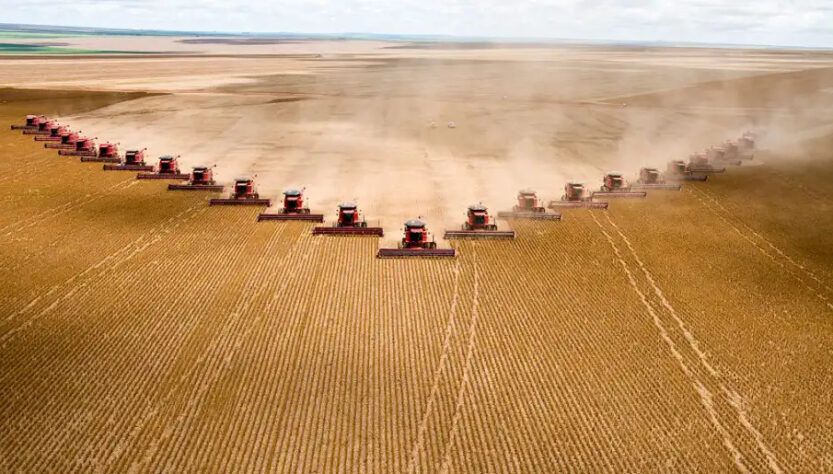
[1,43,833,472]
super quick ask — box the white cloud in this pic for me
[2,0,832,47]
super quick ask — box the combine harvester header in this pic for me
[103,148,153,171]
[168,166,224,191]
[11,115,47,131]
[378,219,455,257]
[81,143,122,163]
[313,201,383,235]
[209,177,272,206]
[445,204,515,239]
[136,155,189,180]
[498,189,562,219]
[258,189,324,221]
[631,168,681,191]
[592,173,647,198]
[549,183,609,209]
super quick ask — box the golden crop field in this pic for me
[1,48,833,473]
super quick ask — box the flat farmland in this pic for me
[1,43,833,472]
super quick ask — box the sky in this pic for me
[3,0,833,48]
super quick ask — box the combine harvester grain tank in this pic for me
[136,155,190,180]
[378,219,455,257]
[103,148,154,171]
[313,201,383,235]
[209,177,272,206]
[630,167,682,191]
[58,137,97,156]
[258,188,324,221]
[168,165,224,191]
[498,189,562,219]
[80,142,122,163]
[549,182,609,209]
[592,173,647,198]
[11,115,47,131]
[444,204,515,239]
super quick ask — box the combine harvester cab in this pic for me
[313,201,383,235]
[11,115,46,131]
[34,124,67,142]
[445,204,515,239]
[258,189,324,221]
[23,120,57,136]
[210,177,272,206]
[378,219,455,257]
[592,173,647,198]
[81,142,122,163]
[687,152,725,174]
[631,167,681,191]
[58,137,97,156]
[103,148,154,171]
[549,182,609,209]
[45,131,80,149]
[666,160,707,182]
[136,155,190,180]
[498,189,562,219]
[168,166,225,191]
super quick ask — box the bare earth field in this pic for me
[1,39,833,472]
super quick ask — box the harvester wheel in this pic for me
[428,242,437,249]
[359,221,367,228]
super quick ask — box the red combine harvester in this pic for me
[136,155,189,180]
[58,137,97,156]
[11,115,47,131]
[445,204,515,239]
[498,189,562,219]
[549,182,609,209]
[34,124,68,142]
[210,177,272,206]
[592,172,647,198]
[688,152,725,174]
[103,148,153,171]
[666,160,707,181]
[258,189,324,221]
[45,131,80,149]
[738,131,756,159]
[168,166,224,191]
[378,219,456,257]
[81,142,121,163]
[705,146,742,166]
[313,201,384,236]
[631,167,681,191]
[22,120,57,136]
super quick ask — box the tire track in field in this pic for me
[0,155,55,184]
[0,203,206,349]
[0,177,137,238]
[689,187,833,312]
[406,259,461,474]
[590,211,752,473]
[602,212,784,474]
[439,245,480,474]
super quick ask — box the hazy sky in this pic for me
[3,0,833,47]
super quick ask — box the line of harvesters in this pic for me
[12,114,756,259]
